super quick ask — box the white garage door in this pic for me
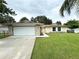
[13,27,35,36]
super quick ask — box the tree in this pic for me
[31,17,35,22]
[5,15,16,23]
[64,20,79,29]
[19,17,29,23]
[0,0,16,16]
[60,0,77,16]
[56,21,62,25]
[31,16,52,25]
[0,15,16,23]
[46,19,52,25]
[0,0,16,24]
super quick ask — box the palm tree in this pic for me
[60,0,77,16]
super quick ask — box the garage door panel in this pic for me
[14,27,35,35]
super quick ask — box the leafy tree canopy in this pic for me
[31,16,52,25]
[64,19,79,29]
[31,17,35,22]
[0,15,16,23]
[56,21,62,25]
[0,0,16,16]
[0,0,16,24]
[19,17,29,23]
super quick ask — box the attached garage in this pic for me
[8,23,42,36]
[13,27,35,36]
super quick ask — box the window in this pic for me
[58,27,61,31]
[53,27,56,31]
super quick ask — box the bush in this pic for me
[0,33,10,39]
[67,29,74,33]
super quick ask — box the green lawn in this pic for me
[31,33,79,59]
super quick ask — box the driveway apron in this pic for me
[0,36,36,59]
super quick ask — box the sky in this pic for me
[6,0,79,23]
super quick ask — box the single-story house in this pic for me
[8,23,43,36]
[0,22,79,37]
[8,22,79,35]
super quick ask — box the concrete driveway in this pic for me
[0,36,36,59]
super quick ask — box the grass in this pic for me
[31,33,79,59]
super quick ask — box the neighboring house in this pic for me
[0,24,8,33]
[8,23,43,36]
[73,28,79,33]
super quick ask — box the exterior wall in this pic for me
[8,26,14,35]
[42,27,52,33]
[52,27,69,32]
[52,27,61,32]
[52,27,58,32]
[42,27,45,34]
[35,26,40,36]
[61,27,69,32]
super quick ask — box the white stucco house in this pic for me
[42,25,53,33]
[7,23,62,36]
[8,23,43,36]
[0,22,79,37]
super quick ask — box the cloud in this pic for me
[6,0,79,23]
[6,0,63,14]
